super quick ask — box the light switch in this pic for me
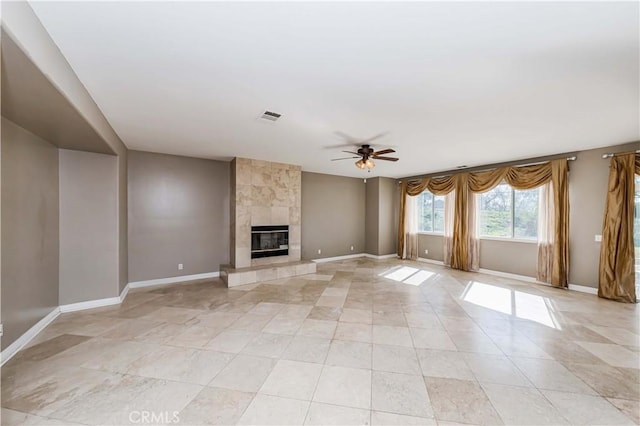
[595,235,602,242]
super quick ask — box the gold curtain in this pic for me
[598,153,638,303]
[397,159,570,287]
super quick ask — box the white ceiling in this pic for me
[30,1,639,178]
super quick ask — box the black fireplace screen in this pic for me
[251,225,289,259]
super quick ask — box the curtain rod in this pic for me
[602,150,640,159]
[398,155,577,183]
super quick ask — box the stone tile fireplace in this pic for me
[221,157,315,287]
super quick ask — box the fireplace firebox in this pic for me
[251,225,289,259]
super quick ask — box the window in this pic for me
[418,191,445,233]
[478,183,539,240]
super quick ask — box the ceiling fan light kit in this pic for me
[331,142,398,171]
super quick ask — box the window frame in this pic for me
[477,184,539,244]
[417,191,445,235]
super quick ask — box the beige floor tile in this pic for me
[326,340,372,369]
[238,394,310,425]
[241,332,292,358]
[106,379,203,425]
[141,306,204,324]
[585,326,640,347]
[425,377,502,425]
[563,363,640,401]
[228,312,275,331]
[410,328,457,351]
[313,365,372,409]
[7,258,640,425]
[334,322,373,343]
[373,344,421,375]
[298,319,338,339]
[482,383,569,425]
[415,348,475,381]
[178,386,255,425]
[370,411,436,425]
[260,359,323,400]
[282,335,331,364]
[606,398,640,424]
[576,341,640,369]
[125,346,234,385]
[305,402,370,425]
[372,371,433,418]
[340,308,373,324]
[463,353,532,387]
[262,317,304,335]
[206,329,258,353]
[448,330,502,354]
[541,390,635,425]
[510,357,597,394]
[373,325,413,347]
[209,354,276,392]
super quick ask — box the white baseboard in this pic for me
[364,253,398,260]
[1,307,60,366]
[568,283,598,295]
[417,257,444,265]
[312,253,366,263]
[128,271,220,289]
[477,268,543,284]
[59,295,122,313]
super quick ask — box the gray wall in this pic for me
[568,141,640,287]
[3,1,129,295]
[59,149,119,304]
[301,172,366,259]
[365,178,380,255]
[378,177,398,256]
[128,151,230,282]
[418,141,640,287]
[1,118,59,350]
[365,177,398,256]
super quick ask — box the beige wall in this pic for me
[59,149,119,304]
[418,141,640,287]
[1,118,59,350]
[301,172,366,259]
[128,151,230,282]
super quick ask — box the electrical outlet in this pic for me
[178,263,184,270]
[0,324,3,337]
[424,249,429,255]
[595,235,602,242]
[350,246,354,251]
[317,249,322,255]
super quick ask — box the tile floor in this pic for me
[2,258,639,425]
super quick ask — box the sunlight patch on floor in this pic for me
[462,281,560,328]
[380,266,436,286]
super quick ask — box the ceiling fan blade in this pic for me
[342,150,360,155]
[334,131,358,141]
[361,132,388,144]
[331,156,359,161]
[372,148,396,156]
[374,156,399,162]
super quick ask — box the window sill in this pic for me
[417,232,444,236]
[479,236,537,244]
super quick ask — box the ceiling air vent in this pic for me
[260,110,282,122]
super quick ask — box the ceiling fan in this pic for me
[332,144,399,171]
